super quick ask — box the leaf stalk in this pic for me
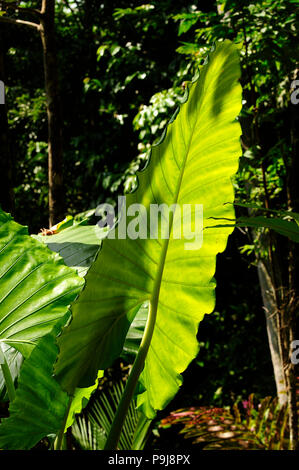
[104,299,158,450]
[0,343,16,403]
[54,395,73,450]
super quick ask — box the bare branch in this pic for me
[0,15,40,30]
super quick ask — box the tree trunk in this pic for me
[0,28,14,214]
[284,73,299,450]
[40,0,64,226]
[256,259,288,404]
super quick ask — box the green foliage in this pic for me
[0,209,107,449]
[133,87,184,152]
[0,39,244,450]
[173,0,298,209]
[210,202,299,243]
[56,0,193,212]
[7,89,48,231]
[71,417,106,451]
[33,216,103,277]
[5,0,298,228]
[211,217,299,244]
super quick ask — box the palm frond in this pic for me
[72,416,106,450]
[71,379,152,450]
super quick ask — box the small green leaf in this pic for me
[210,214,299,243]
[34,219,102,278]
[64,370,104,432]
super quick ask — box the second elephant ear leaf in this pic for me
[55,40,243,418]
[0,209,84,358]
[33,218,102,277]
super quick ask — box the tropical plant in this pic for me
[0,0,297,452]
[159,393,290,450]
[171,1,299,448]
[54,40,243,449]
[0,209,104,449]
[0,39,243,450]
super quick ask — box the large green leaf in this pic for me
[36,219,147,362]
[55,40,242,418]
[0,209,84,357]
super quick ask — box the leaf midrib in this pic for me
[150,82,200,311]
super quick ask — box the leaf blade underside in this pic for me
[55,41,243,418]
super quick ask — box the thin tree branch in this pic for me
[0,15,40,30]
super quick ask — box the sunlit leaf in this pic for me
[55,41,242,419]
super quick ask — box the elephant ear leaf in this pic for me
[55,40,242,418]
[0,208,84,358]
